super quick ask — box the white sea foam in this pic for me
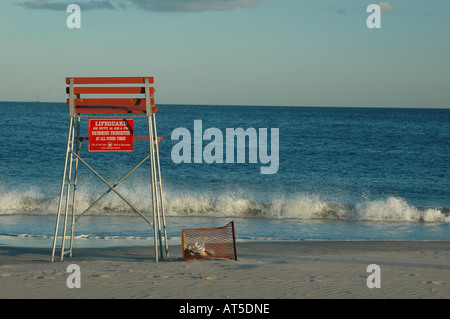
[0,186,448,223]
[355,197,448,222]
[0,187,58,215]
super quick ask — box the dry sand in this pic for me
[1,241,449,299]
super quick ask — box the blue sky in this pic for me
[0,0,449,107]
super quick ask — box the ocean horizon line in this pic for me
[0,100,449,110]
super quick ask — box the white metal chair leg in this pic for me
[152,112,169,258]
[51,117,75,262]
[147,115,159,262]
[60,116,77,261]
[68,117,81,258]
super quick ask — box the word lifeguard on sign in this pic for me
[88,119,134,152]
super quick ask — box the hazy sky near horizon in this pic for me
[0,0,449,108]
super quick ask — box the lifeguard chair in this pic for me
[51,77,168,262]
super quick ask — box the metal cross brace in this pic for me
[70,150,154,227]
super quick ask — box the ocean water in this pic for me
[0,102,449,248]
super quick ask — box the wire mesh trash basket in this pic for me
[181,221,237,261]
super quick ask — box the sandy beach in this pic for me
[1,241,449,300]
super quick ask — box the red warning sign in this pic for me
[88,119,134,152]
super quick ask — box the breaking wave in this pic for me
[0,187,448,223]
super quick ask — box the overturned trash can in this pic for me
[181,221,237,261]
